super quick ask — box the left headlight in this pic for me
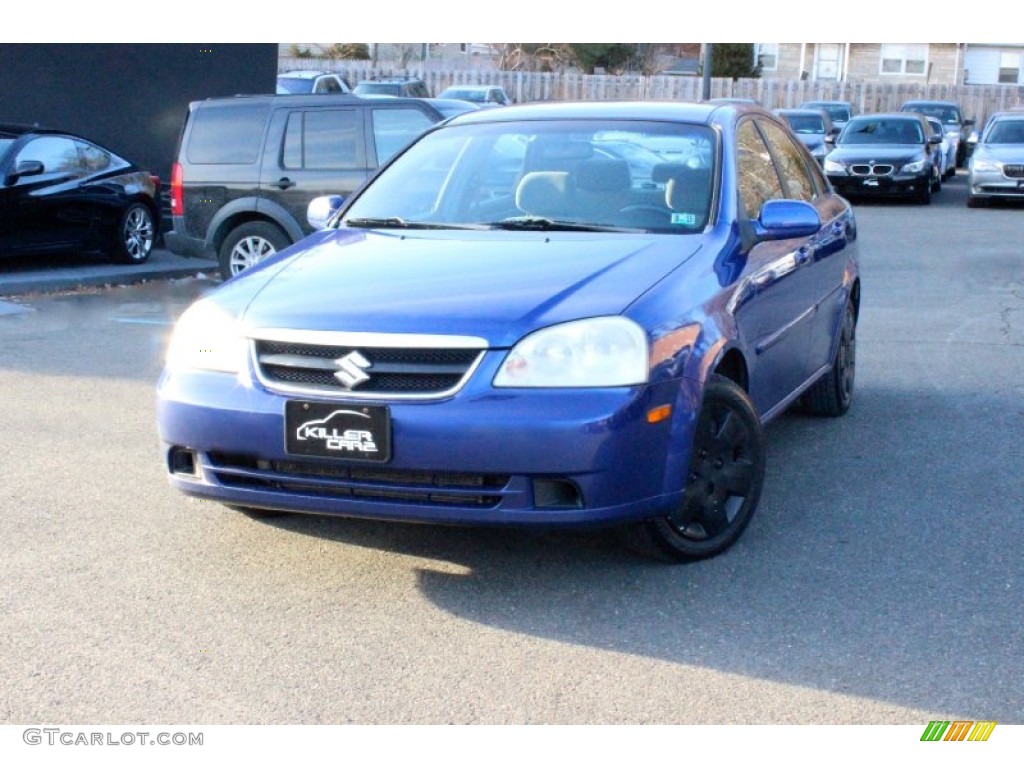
[494,317,649,388]
[823,158,846,174]
[166,299,247,374]
[901,158,928,173]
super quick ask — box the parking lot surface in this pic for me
[0,173,1022,724]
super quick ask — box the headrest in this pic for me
[516,172,571,216]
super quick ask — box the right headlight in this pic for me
[823,158,846,174]
[493,317,649,388]
[165,299,247,374]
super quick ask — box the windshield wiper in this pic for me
[487,216,641,233]
[344,217,486,230]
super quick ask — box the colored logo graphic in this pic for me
[920,721,996,742]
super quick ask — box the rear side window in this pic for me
[282,109,364,170]
[186,103,269,164]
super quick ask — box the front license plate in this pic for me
[862,178,879,187]
[285,401,391,462]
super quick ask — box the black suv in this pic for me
[166,94,443,278]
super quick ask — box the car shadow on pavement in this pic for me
[247,380,1024,722]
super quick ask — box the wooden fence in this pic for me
[281,58,1024,125]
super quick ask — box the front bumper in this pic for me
[828,172,931,199]
[968,169,1024,199]
[156,358,700,526]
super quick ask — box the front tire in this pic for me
[624,375,766,563]
[218,222,290,280]
[112,202,155,264]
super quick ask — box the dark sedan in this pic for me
[775,108,839,166]
[0,124,159,262]
[824,114,942,204]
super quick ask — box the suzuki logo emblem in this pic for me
[334,351,372,388]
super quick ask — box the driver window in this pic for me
[736,121,783,219]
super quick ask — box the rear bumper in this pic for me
[164,217,213,259]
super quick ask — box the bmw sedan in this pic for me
[0,124,159,263]
[967,113,1024,207]
[824,113,943,204]
[157,102,860,562]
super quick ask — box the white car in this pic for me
[926,117,955,180]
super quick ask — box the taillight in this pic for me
[170,162,183,215]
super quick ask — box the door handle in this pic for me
[275,177,296,190]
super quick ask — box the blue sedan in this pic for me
[157,101,860,562]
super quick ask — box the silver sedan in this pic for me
[967,114,1024,207]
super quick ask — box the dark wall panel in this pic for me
[0,43,277,180]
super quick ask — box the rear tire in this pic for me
[218,222,290,280]
[802,301,856,417]
[112,202,155,264]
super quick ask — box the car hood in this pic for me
[974,145,1024,164]
[829,145,925,164]
[231,228,703,347]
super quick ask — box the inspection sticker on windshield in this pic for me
[671,212,697,226]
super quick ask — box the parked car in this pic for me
[798,101,858,130]
[421,98,482,120]
[276,70,351,94]
[824,113,943,203]
[157,101,860,563]
[899,100,974,168]
[966,112,1024,207]
[924,116,954,180]
[354,77,430,98]
[0,123,159,263]
[164,94,444,279]
[437,85,512,107]
[774,108,839,165]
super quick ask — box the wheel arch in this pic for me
[206,199,303,254]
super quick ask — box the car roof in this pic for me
[0,122,67,137]
[443,84,502,91]
[800,100,851,106]
[278,70,336,79]
[850,112,923,121]
[901,100,958,107]
[441,100,727,126]
[776,108,827,116]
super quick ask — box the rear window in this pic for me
[186,103,269,164]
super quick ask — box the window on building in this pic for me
[880,44,928,76]
[756,43,779,71]
[998,52,1021,84]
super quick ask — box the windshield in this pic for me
[984,119,1024,144]
[782,114,825,134]
[839,118,923,145]
[803,103,849,122]
[904,105,960,125]
[276,78,314,94]
[441,89,486,103]
[355,83,402,95]
[341,119,717,234]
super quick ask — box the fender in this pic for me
[205,196,305,251]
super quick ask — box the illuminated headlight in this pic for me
[823,159,846,174]
[494,317,649,388]
[901,159,928,173]
[971,159,1002,172]
[166,299,247,373]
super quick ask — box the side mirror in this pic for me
[826,128,840,144]
[306,195,345,230]
[5,159,44,185]
[754,200,821,241]
[928,135,942,145]
[964,118,975,127]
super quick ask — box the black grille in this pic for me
[208,453,508,508]
[254,340,482,396]
[1004,164,1024,179]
